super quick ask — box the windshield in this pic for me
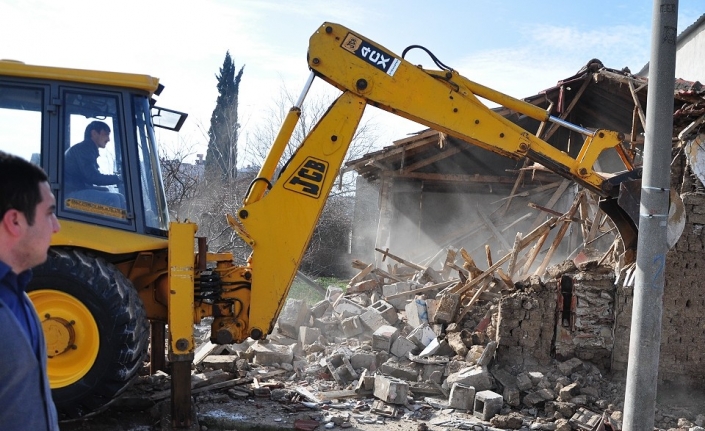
[134,96,170,232]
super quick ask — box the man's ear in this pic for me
[1,210,25,236]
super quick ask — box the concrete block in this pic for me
[473,390,503,421]
[405,297,429,327]
[326,353,358,385]
[251,342,293,366]
[326,285,344,303]
[445,366,493,392]
[419,337,440,356]
[277,299,311,339]
[201,355,237,372]
[340,315,365,337]
[477,340,498,366]
[407,324,436,349]
[350,351,376,371]
[333,298,365,319]
[449,383,476,410]
[432,293,460,323]
[310,299,330,319]
[360,309,388,332]
[298,326,321,346]
[369,300,398,325]
[379,358,420,381]
[373,374,409,405]
[372,325,399,352]
[422,364,445,384]
[390,336,417,358]
[312,317,339,334]
[382,281,412,310]
[382,281,411,297]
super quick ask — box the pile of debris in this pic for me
[109,192,705,430]
[120,249,704,431]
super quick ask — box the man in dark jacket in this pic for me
[0,150,61,430]
[64,121,125,209]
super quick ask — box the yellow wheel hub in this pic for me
[28,289,100,389]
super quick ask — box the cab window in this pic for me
[61,91,130,222]
[0,84,43,164]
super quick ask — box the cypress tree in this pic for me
[205,51,244,180]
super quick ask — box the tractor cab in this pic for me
[0,60,186,237]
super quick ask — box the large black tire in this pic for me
[28,248,149,420]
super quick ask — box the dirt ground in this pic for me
[58,378,705,431]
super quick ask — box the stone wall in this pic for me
[496,276,556,367]
[612,147,705,385]
[659,191,705,385]
[553,268,615,371]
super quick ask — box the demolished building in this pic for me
[346,59,705,388]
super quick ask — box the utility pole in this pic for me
[623,1,678,430]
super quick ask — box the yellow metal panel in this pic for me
[0,60,160,94]
[167,222,197,355]
[51,220,168,253]
[241,92,366,337]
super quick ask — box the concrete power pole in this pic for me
[623,1,678,430]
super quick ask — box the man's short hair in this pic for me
[84,121,111,141]
[0,151,49,226]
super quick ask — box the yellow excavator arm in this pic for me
[214,22,639,344]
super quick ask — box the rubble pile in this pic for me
[102,232,704,431]
[117,247,704,431]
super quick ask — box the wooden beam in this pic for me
[390,171,521,184]
[543,77,592,141]
[477,207,512,252]
[375,247,425,271]
[533,192,584,276]
[627,79,647,130]
[402,147,461,174]
[529,180,571,230]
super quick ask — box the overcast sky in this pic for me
[1,0,702,165]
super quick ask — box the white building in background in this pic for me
[639,13,705,83]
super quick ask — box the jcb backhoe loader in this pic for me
[0,22,656,426]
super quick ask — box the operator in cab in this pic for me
[64,121,125,209]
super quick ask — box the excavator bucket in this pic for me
[599,178,685,253]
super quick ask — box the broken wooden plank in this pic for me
[477,207,512,252]
[194,339,218,366]
[295,386,322,403]
[506,232,522,277]
[440,247,457,280]
[533,192,584,276]
[349,263,374,285]
[385,279,457,301]
[458,248,483,278]
[517,229,551,279]
[578,193,591,243]
[528,202,582,222]
[149,369,286,401]
[496,268,514,290]
[529,180,571,230]
[451,252,512,296]
[317,389,366,401]
[375,247,425,271]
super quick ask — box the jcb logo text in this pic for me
[284,157,328,198]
